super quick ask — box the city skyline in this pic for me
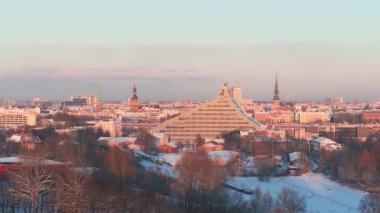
[1,1,379,101]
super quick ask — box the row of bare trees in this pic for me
[3,152,178,213]
[322,133,380,186]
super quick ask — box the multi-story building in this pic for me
[334,125,373,142]
[152,83,262,143]
[230,87,243,106]
[361,110,380,123]
[62,95,97,107]
[95,119,123,137]
[254,111,295,124]
[295,111,330,124]
[0,108,37,126]
[71,95,97,105]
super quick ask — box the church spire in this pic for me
[273,72,280,101]
[132,84,138,100]
[273,73,280,110]
[129,84,139,112]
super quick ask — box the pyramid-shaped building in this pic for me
[152,84,262,143]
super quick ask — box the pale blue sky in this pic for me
[0,1,379,101]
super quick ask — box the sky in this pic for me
[0,1,379,101]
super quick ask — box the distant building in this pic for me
[71,95,97,105]
[254,111,295,124]
[128,85,139,112]
[7,134,42,150]
[310,137,342,152]
[62,95,97,106]
[335,125,373,142]
[273,73,280,110]
[207,150,238,166]
[202,138,225,152]
[95,119,123,137]
[32,98,52,108]
[152,83,262,143]
[158,142,177,153]
[361,110,380,123]
[254,112,271,123]
[0,108,37,126]
[295,111,330,124]
[230,87,243,106]
[333,112,358,124]
[97,137,137,148]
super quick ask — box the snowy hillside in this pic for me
[228,173,365,213]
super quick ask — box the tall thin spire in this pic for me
[273,73,280,101]
[132,84,138,100]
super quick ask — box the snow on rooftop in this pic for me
[312,137,338,144]
[8,134,22,143]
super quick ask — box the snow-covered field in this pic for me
[137,153,366,212]
[228,174,366,213]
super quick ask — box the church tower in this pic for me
[273,73,280,110]
[129,84,139,112]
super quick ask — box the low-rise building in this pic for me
[310,137,342,152]
[7,134,41,150]
[95,119,123,137]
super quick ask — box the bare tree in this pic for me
[256,158,275,182]
[275,187,306,213]
[8,163,56,213]
[358,193,380,213]
[103,147,136,188]
[0,181,14,212]
[176,150,227,211]
[249,187,274,213]
[55,170,90,212]
[136,128,155,154]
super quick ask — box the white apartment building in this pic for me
[0,108,39,126]
[295,111,330,124]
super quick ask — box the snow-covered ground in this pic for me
[158,153,181,167]
[227,173,366,213]
[0,156,66,165]
[138,159,178,178]
[137,152,366,212]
